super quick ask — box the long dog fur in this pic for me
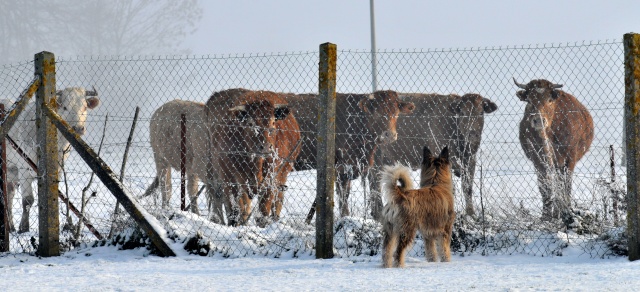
[381,146,455,268]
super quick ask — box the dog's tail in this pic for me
[381,164,414,202]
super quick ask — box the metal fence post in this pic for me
[625,33,640,261]
[0,103,9,252]
[316,42,337,259]
[35,51,60,257]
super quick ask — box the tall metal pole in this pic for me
[370,0,378,93]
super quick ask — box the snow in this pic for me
[1,245,639,291]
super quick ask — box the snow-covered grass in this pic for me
[0,243,638,291]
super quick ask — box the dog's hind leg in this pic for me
[439,232,452,262]
[394,228,416,267]
[382,229,397,268]
[423,232,438,262]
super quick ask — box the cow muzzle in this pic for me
[529,113,547,131]
[73,125,86,135]
[377,130,398,144]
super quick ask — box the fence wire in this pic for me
[0,40,626,258]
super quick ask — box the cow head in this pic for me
[450,93,498,116]
[228,92,290,156]
[55,86,100,136]
[513,78,563,131]
[357,90,415,145]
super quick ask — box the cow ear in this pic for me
[516,90,527,101]
[449,100,462,114]
[86,97,100,109]
[358,99,374,113]
[275,106,290,120]
[399,101,415,114]
[482,98,498,113]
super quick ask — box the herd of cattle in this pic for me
[1,78,595,230]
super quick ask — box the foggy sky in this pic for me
[183,0,640,55]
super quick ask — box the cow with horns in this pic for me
[513,78,594,220]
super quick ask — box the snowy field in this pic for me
[0,244,639,291]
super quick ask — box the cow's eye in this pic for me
[63,106,68,111]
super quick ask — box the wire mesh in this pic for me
[0,40,626,258]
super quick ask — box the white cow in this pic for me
[142,100,209,214]
[2,87,100,233]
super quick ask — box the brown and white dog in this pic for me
[381,146,455,268]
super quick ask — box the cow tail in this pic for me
[141,176,160,198]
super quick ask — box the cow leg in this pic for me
[5,182,16,232]
[536,169,555,220]
[187,175,200,215]
[206,179,225,224]
[18,177,35,233]
[462,156,477,216]
[557,166,573,218]
[368,165,384,222]
[337,177,352,218]
[271,185,285,222]
[225,184,240,226]
[160,167,171,209]
[256,186,273,227]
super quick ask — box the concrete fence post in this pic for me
[316,42,337,259]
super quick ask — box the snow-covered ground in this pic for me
[1,244,638,291]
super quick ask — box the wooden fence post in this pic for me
[316,42,337,259]
[625,33,640,261]
[0,104,9,252]
[35,51,60,257]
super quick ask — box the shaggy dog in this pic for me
[381,146,455,268]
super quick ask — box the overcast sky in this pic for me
[183,0,640,55]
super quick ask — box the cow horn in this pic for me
[85,86,98,97]
[229,105,246,112]
[513,77,527,89]
[368,94,375,100]
[552,83,563,89]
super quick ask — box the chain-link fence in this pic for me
[0,39,627,258]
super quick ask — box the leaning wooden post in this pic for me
[316,42,337,259]
[35,51,60,257]
[625,33,640,261]
[0,103,9,252]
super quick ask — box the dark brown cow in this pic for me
[285,91,415,217]
[513,78,594,219]
[205,88,292,226]
[371,93,497,219]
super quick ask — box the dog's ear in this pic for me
[422,146,432,166]
[439,146,449,161]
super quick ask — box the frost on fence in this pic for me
[0,41,627,258]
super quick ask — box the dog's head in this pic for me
[420,146,452,187]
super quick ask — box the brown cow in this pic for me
[371,93,497,219]
[285,91,415,217]
[513,78,594,220]
[205,88,292,226]
[258,99,301,227]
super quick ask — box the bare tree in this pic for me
[0,0,202,63]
